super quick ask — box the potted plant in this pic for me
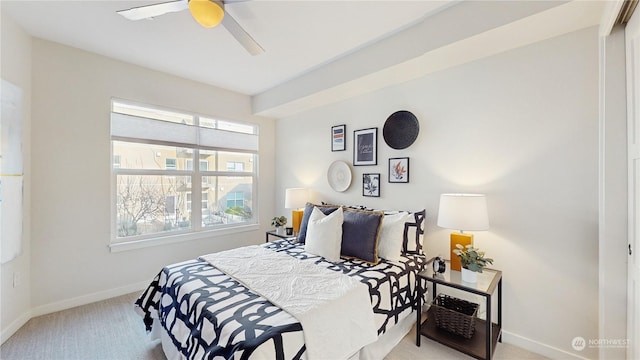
[453,244,494,283]
[271,216,287,235]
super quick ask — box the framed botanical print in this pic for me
[353,128,377,166]
[331,124,346,151]
[388,157,409,183]
[363,173,380,197]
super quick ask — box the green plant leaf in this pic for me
[454,244,493,272]
[467,263,481,272]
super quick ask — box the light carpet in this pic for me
[1,292,547,360]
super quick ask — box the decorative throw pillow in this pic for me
[305,207,344,262]
[297,203,340,244]
[359,207,426,255]
[341,208,384,264]
[377,212,411,261]
[402,210,426,254]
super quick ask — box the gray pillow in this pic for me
[340,208,384,264]
[297,203,339,244]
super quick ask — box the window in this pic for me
[226,191,244,209]
[202,192,209,210]
[110,100,258,244]
[185,159,209,171]
[199,160,209,171]
[227,161,244,172]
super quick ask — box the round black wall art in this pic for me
[382,110,419,149]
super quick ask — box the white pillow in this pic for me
[305,206,344,262]
[377,212,410,261]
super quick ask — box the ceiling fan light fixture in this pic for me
[189,0,224,28]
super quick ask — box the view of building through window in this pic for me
[110,100,258,242]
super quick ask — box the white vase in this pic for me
[275,226,284,235]
[461,267,478,283]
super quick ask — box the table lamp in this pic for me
[437,193,489,271]
[285,188,308,235]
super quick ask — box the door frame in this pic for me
[625,7,640,359]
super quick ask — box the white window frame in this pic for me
[109,99,259,252]
[187,159,210,185]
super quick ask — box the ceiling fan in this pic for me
[117,0,264,56]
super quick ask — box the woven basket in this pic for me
[431,294,479,339]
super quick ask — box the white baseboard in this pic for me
[2,281,149,344]
[502,330,590,360]
[1,311,31,345]
[2,280,150,344]
[30,280,150,318]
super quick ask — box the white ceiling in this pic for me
[1,0,455,95]
[1,1,607,117]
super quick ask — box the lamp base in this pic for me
[450,232,474,271]
[292,209,304,235]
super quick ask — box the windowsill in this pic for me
[108,224,260,253]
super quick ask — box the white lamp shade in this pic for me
[285,188,308,209]
[437,194,489,231]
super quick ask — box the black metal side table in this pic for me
[417,258,502,360]
[265,230,296,243]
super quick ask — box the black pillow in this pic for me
[297,203,339,244]
[340,208,384,264]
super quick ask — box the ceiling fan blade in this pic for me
[117,0,188,21]
[222,12,265,56]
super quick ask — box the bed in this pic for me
[135,205,427,360]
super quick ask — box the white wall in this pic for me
[0,12,32,343]
[28,39,275,312]
[275,27,600,359]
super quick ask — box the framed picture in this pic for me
[389,157,409,183]
[331,124,346,151]
[354,128,377,166]
[363,173,380,197]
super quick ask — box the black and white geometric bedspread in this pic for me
[134,240,426,360]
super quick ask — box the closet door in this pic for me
[627,7,640,360]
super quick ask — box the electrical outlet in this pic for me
[13,271,21,288]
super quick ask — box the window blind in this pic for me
[111,113,258,152]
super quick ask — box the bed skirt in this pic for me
[152,310,417,360]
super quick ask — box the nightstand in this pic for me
[265,230,296,243]
[417,258,502,360]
